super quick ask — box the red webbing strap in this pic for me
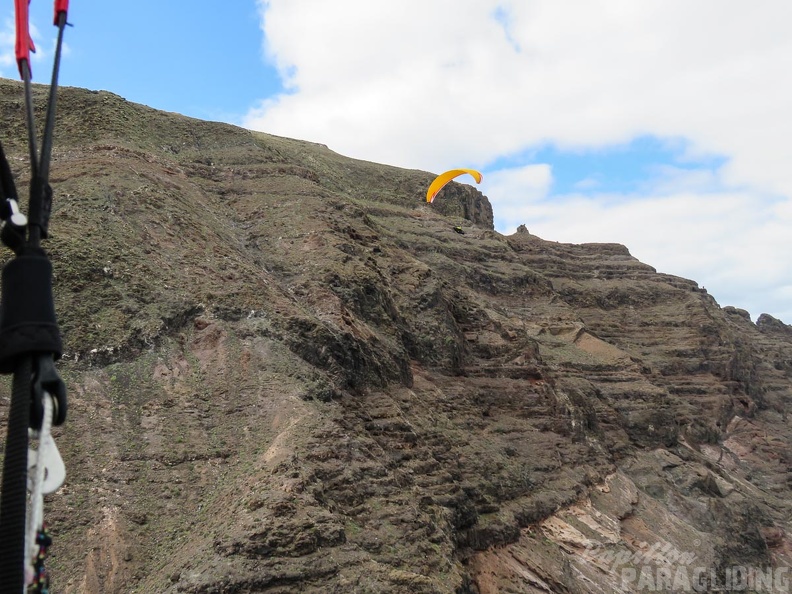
[14,0,36,78]
[53,0,69,24]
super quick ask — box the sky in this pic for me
[1,0,791,323]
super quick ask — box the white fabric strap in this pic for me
[25,393,65,590]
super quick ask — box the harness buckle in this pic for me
[0,198,28,252]
[31,354,67,430]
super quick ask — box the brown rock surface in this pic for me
[0,80,790,593]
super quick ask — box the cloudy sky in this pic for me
[1,1,791,322]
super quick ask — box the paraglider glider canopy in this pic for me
[426,169,482,203]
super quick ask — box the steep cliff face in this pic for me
[0,81,790,593]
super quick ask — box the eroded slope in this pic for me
[0,81,789,593]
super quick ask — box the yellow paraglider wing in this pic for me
[426,169,483,203]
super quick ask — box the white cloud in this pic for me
[482,163,552,208]
[248,0,792,321]
[0,18,16,76]
[250,1,792,177]
[0,17,53,79]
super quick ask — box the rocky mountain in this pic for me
[0,79,790,593]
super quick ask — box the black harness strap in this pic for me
[0,2,70,591]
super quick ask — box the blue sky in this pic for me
[2,1,791,323]
[11,0,281,123]
[488,137,728,196]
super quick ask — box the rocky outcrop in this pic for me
[0,80,790,593]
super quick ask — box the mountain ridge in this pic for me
[0,79,790,593]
